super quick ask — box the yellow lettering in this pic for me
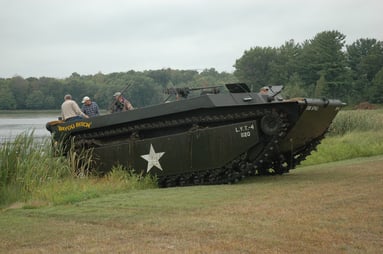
[57,124,75,132]
[57,121,92,132]
[75,121,92,128]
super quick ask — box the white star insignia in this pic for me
[141,144,165,172]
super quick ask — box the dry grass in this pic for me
[1,156,383,253]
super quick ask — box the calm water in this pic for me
[0,111,60,142]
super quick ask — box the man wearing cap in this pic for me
[61,94,89,121]
[259,86,269,95]
[81,96,100,117]
[111,92,134,113]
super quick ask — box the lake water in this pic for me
[0,111,61,143]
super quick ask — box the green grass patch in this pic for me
[0,132,157,208]
[328,109,383,135]
[32,169,157,206]
[302,130,383,166]
[0,133,71,205]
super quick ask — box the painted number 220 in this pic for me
[240,131,251,138]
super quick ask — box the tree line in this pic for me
[0,69,237,110]
[0,30,382,110]
[234,30,383,104]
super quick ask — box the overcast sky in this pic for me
[1,0,382,78]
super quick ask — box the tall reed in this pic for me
[328,109,383,136]
[0,132,71,205]
[0,132,157,207]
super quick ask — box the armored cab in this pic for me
[46,83,345,187]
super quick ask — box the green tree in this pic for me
[194,68,237,88]
[234,47,278,91]
[127,76,163,107]
[29,77,65,109]
[26,90,44,109]
[297,30,349,99]
[269,40,301,85]
[282,73,309,98]
[314,72,326,97]
[369,67,383,103]
[145,69,172,86]
[234,41,302,92]
[347,38,383,81]
[9,76,29,109]
[346,38,383,102]
[0,81,16,109]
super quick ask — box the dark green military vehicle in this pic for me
[46,83,345,187]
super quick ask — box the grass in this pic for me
[302,130,383,166]
[0,133,70,205]
[301,109,383,166]
[328,109,383,135]
[30,167,157,205]
[0,132,156,207]
[1,156,382,253]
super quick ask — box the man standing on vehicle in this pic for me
[111,92,134,113]
[81,96,100,117]
[259,86,269,95]
[61,94,88,121]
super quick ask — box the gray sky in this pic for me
[1,0,382,78]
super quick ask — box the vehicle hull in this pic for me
[47,89,344,186]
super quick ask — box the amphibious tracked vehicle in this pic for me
[46,83,345,187]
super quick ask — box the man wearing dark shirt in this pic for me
[111,92,134,113]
